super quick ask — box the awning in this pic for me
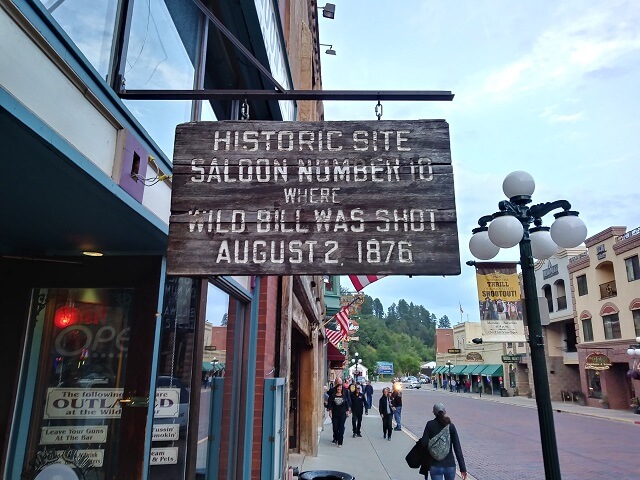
[449,365,465,375]
[433,366,445,374]
[480,364,504,377]
[327,342,345,361]
[460,365,477,374]
[212,362,225,372]
[471,365,487,374]
[202,361,214,372]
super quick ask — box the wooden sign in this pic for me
[168,120,460,276]
[447,348,461,354]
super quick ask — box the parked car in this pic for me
[403,377,421,389]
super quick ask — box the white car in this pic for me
[403,377,421,389]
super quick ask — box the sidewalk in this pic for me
[289,382,639,480]
[289,402,425,480]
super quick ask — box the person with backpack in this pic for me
[418,403,467,480]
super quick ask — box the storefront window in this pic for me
[587,370,602,399]
[20,287,133,480]
[42,0,119,80]
[122,0,200,158]
[150,278,198,479]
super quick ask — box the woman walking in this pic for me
[419,403,467,480]
[378,387,395,440]
[327,383,350,447]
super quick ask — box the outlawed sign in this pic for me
[168,120,460,276]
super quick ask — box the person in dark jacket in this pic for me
[391,388,403,430]
[327,383,350,447]
[349,384,366,437]
[364,381,374,414]
[378,387,395,440]
[419,403,467,480]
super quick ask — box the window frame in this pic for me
[602,313,621,340]
[576,274,588,296]
[582,317,594,342]
[625,255,640,282]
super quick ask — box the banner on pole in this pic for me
[475,262,526,342]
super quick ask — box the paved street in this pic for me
[400,385,640,480]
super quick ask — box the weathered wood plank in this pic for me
[168,120,460,276]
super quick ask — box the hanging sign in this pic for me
[168,120,460,276]
[585,353,612,370]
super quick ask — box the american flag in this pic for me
[325,328,346,346]
[349,275,386,292]
[335,306,351,334]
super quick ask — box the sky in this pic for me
[316,0,640,324]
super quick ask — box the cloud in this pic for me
[458,2,640,105]
[539,107,585,123]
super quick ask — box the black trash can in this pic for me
[299,470,355,480]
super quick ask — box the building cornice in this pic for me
[584,226,627,248]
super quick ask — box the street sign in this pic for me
[501,354,521,363]
[168,120,460,276]
[447,348,461,354]
[348,336,360,341]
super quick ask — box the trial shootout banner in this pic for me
[475,262,526,342]
[168,120,460,276]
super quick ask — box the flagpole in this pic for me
[319,295,361,330]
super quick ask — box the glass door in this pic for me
[20,288,134,480]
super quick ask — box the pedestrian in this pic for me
[455,380,461,393]
[392,387,403,431]
[327,383,350,447]
[350,384,365,437]
[419,403,467,480]
[442,378,448,390]
[450,379,456,392]
[464,379,471,393]
[364,380,374,415]
[378,387,395,440]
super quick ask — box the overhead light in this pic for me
[320,3,335,19]
[320,43,336,55]
[82,251,104,257]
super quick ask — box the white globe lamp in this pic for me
[550,211,588,248]
[488,214,524,248]
[469,229,500,260]
[530,227,558,260]
[502,171,535,199]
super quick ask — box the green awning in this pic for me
[460,365,477,374]
[467,365,486,375]
[432,366,442,374]
[479,364,504,377]
[212,362,225,372]
[202,361,214,372]
[449,365,465,374]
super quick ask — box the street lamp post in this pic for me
[469,171,588,480]
[446,360,453,390]
[352,352,362,384]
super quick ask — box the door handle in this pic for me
[119,396,150,408]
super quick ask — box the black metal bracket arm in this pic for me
[117,89,455,102]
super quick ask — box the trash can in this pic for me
[298,470,355,480]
